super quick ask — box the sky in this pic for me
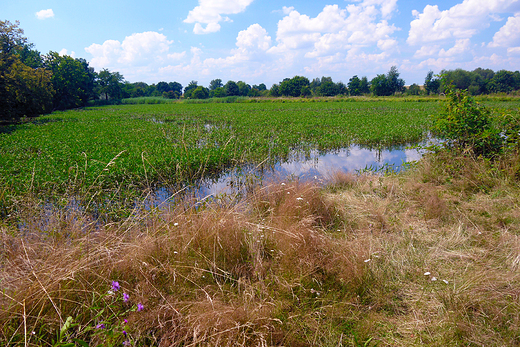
[4,0,520,88]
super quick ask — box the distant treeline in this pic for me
[2,20,520,122]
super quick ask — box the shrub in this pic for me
[432,86,502,157]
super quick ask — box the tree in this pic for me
[280,76,310,97]
[44,52,96,110]
[169,82,183,95]
[4,59,54,117]
[191,86,209,99]
[225,80,239,96]
[387,66,405,94]
[359,77,370,94]
[237,81,251,96]
[253,83,266,91]
[1,20,27,119]
[348,75,362,96]
[183,81,198,98]
[97,69,124,100]
[209,79,223,91]
[316,78,338,96]
[406,84,422,96]
[441,69,472,91]
[269,84,280,97]
[370,74,391,96]
[156,81,170,94]
[424,71,440,95]
[489,70,517,93]
[210,87,226,98]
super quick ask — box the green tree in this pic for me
[44,52,96,110]
[387,66,405,94]
[209,79,223,91]
[406,84,422,96]
[370,74,391,96]
[225,80,239,96]
[210,87,226,98]
[1,20,26,119]
[183,81,198,98]
[316,78,339,96]
[348,75,362,96]
[432,85,501,157]
[156,81,170,94]
[280,76,310,97]
[5,59,54,117]
[191,86,209,99]
[169,82,183,96]
[360,76,370,94]
[489,70,517,93]
[269,84,280,97]
[97,69,124,100]
[424,70,440,95]
[237,81,251,96]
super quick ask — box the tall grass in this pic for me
[2,147,520,345]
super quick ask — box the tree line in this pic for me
[2,19,520,122]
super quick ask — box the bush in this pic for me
[432,86,502,157]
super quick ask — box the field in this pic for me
[1,97,520,346]
[0,99,438,219]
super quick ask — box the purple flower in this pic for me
[123,292,129,302]
[96,323,106,329]
[123,341,131,346]
[137,303,144,312]
[111,281,120,292]
[123,330,127,336]
[124,319,128,324]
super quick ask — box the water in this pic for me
[148,143,425,207]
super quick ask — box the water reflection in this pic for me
[157,144,424,204]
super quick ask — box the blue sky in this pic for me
[5,0,520,88]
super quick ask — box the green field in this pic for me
[2,97,519,217]
[0,99,439,213]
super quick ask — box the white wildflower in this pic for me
[424,272,431,276]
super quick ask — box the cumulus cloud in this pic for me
[59,49,76,58]
[184,0,254,34]
[85,31,173,69]
[270,3,398,59]
[407,0,518,46]
[36,9,54,20]
[489,13,520,48]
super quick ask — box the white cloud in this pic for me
[59,49,76,58]
[271,3,398,59]
[439,38,471,58]
[85,31,183,82]
[36,9,54,20]
[414,44,440,58]
[184,0,254,34]
[407,0,519,46]
[489,13,520,48]
[236,24,272,51]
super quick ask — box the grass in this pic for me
[1,98,520,345]
[2,147,520,346]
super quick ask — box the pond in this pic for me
[147,143,426,208]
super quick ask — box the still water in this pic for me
[150,143,424,206]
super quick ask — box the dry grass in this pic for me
[1,152,520,346]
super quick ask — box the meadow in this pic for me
[1,97,520,346]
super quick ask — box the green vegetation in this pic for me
[1,92,520,346]
[0,100,436,218]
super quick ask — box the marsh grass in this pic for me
[2,148,520,346]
